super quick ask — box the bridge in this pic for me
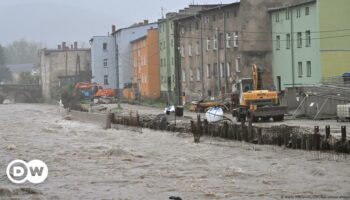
[0,84,42,103]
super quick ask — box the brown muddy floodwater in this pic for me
[0,104,349,200]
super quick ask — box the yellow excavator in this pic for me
[232,65,287,123]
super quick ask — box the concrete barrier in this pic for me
[70,110,112,129]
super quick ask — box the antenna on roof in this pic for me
[161,7,165,19]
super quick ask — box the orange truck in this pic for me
[72,82,115,101]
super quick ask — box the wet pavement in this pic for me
[0,103,349,199]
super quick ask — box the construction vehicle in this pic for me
[61,82,116,110]
[72,82,116,102]
[232,65,287,123]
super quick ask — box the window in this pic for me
[213,63,218,76]
[275,13,279,22]
[104,75,109,85]
[307,61,311,77]
[276,35,280,50]
[233,32,239,47]
[189,69,194,82]
[305,7,309,16]
[306,31,311,47]
[226,33,232,48]
[181,45,185,57]
[196,41,200,55]
[219,33,224,49]
[103,43,107,51]
[286,34,291,49]
[195,21,199,30]
[213,34,217,50]
[181,27,185,34]
[298,62,303,77]
[188,44,192,56]
[285,11,290,20]
[297,8,301,18]
[206,64,211,78]
[206,37,211,50]
[226,11,230,18]
[212,14,216,22]
[227,62,231,77]
[235,57,241,72]
[297,32,302,48]
[220,63,224,77]
[181,70,186,81]
[196,68,201,81]
[103,59,108,67]
[204,16,209,23]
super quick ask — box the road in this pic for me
[0,103,349,199]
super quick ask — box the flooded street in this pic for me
[0,104,349,199]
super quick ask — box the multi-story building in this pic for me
[113,21,157,95]
[131,28,160,100]
[270,0,350,90]
[175,0,283,103]
[40,42,91,101]
[90,29,117,89]
[158,5,218,104]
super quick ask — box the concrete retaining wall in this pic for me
[70,110,112,129]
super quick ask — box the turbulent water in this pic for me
[0,104,349,200]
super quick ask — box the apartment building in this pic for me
[131,28,160,100]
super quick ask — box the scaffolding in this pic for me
[293,75,350,120]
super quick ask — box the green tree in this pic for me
[0,44,12,82]
[0,44,6,66]
[0,66,13,82]
[4,39,41,65]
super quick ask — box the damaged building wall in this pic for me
[40,43,91,101]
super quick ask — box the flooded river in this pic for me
[0,104,349,199]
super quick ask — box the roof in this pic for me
[112,22,158,35]
[174,2,240,22]
[130,35,147,44]
[6,64,36,73]
[41,48,90,54]
[268,0,316,12]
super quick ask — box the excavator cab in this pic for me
[232,65,287,123]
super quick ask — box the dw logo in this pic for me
[6,160,48,184]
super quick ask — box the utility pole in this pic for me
[216,27,221,98]
[199,15,204,99]
[116,43,121,109]
[289,5,295,87]
[65,51,68,77]
[174,21,182,105]
[223,12,228,99]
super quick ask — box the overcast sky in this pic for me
[0,0,237,48]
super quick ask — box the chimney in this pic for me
[58,45,62,49]
[144,20,149,24]
[74,42,78,49]
[112,25,116,33]
[62,42,66,49]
